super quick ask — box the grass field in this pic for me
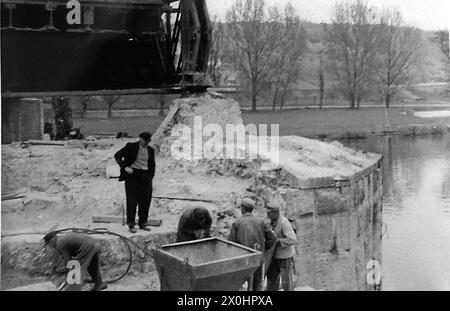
[73,106,450,138]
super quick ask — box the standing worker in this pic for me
[228,198,276,291]
[176,206,212,242]
[265,202,297,291]
[114,132,155,233]
[43,231,107,291]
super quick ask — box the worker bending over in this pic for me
[265,202,297,291]
[43,231,107,291]
[176,206,212,242]
[228,198,276,291]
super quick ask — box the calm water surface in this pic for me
[341,135,450,290]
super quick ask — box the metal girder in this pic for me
[0,0,212,96]
[179,0,212,89]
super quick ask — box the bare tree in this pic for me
[226,0,281,111]
[433,30,450,89]
[323,0,380,109]
[105,95,121,118]
[80,96,90,118]
[318,49,325,109]
[208,18,226,86]
[377,10,422,108]
[158,94,166,116]
[434,30,450,61]
[270,3,307,111]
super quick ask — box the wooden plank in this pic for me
[1,188,27,201]
[92,215,162,226]
[94,132,116,136]
[153,195,216,203]
[26,140,66,146]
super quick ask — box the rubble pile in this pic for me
[154,94,243,157]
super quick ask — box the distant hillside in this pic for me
[300,22,449,86]
[419,31,449,82]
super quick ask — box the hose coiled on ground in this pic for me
[3,227,154,288]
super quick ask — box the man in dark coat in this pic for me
[114,132,155,233]
[228,198,276,291]
[176,207,212,242]
[44,231,107,291]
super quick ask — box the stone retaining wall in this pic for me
[284,161,383,290]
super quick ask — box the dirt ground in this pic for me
[1,140,253,236]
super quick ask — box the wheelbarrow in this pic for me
[152,237,263,291]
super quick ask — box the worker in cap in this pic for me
[43,231,107,291]
[228,198,276,291]
[265,202,297,291]
[114,132,155,233]
[176,206,213,242]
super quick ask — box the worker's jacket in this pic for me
[271,215,297,259]
[228,213,276,251]
[176,207,212,242]
[114,141,155,182]
[55,232,98,268]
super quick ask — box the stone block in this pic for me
[1,98,43,144]
[314,215,336,253]
[284,189,315,218]
[353,179,366,206]
[313,251,356,290]
[315,187,352,215]
[106,164,120,178]
[334,213,352,253]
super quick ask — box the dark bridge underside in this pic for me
[1,0,211,96]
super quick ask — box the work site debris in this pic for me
[92,215,162,226]
[154,94,243,157]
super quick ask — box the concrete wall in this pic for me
[1,98,44,144]
[273,158,383,290]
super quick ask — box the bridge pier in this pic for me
[1,97,44,144]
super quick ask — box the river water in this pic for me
[341,135,450,291]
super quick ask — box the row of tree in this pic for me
[209,0,308,111]
[323,1,423,108]
[210,0,438,110]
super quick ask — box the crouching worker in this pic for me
[43,231,107,291]
[228,198,276,291]
[265,202,297,291]
[176,207,212,242]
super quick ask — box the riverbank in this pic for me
[73,106,450,140]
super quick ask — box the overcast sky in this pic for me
[206,0,450,31]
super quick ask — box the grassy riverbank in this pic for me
[73,106,450,139]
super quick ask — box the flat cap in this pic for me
[240,198,255,210]
[266,202,280,212]
[139,132,152,141]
